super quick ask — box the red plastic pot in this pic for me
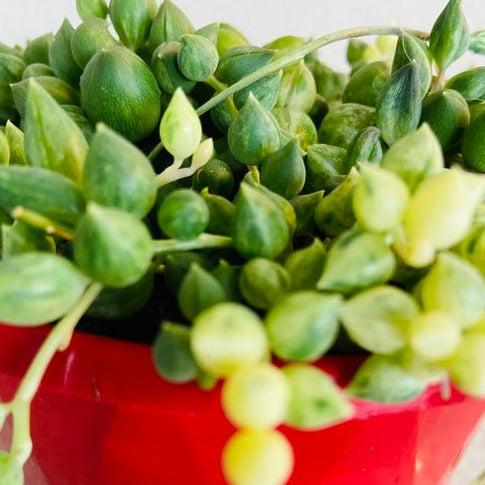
[0,323,484,485]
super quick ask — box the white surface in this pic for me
[0,0,484,71]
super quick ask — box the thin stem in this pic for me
[148,141,164,162]
[196,26,429,116]
[155,158,188,187]
[152,233,232,254]
[205,75,239,118]
[10,282,103,464]
[11,206,74,241]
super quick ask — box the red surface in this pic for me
[0,323,484,485]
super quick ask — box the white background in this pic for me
[1,0,484,72]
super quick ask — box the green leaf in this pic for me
[76,0,108,20]
[151,41,196,95]
[83,123,157,218]
[153,322,199,383]
[178,263,226,320]
[159,88,202,160]
[157,189,209,240]
[239,258,290,310]
[49,19,83,84]
[149,0,194,51]
[23,33,53,65]
[381,123,443,192]
[376,62,422,146]
[461,111,485,172]
[316,227,395,294]
[278,60,317,113]
[420,252,485,329]
[0,130,8,165]
[201,188,235,236]
[178,34,219,82]
[420,89,470,152]
[11,76,80,118]
[80,46,161,142]
[289,190,324,237]
[110,0,157,51]
[260,139,306,199]
[342,61,390,107]
[228,93,280,165]
[283,364,353,430]
[304,143,347,193]
[344,126,383,170]
[266,292,341,362]
[73,203,152,287]
[429,0,470,71]
[314,167,359,237]
[347,354,426,403]
[318,103,375,149]
[340,286,419,354]
[24,81,88,184]
[0,253,90,326]
[2,221,54,259]
[446,67,485,101]
[232,182,290,260]
[4,121,26,166]
[469,30,485,55]
[285,238,326,290]
[392,31,432,99]
[0,165,86,225]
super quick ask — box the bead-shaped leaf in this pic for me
[178,263,226,321]
[0,130,8,165]
[0,165,85,224]
[469,30,485,55]
[24,81,88,184]
[153,321,199,383]
[340,285,419,354]
[353,164,409,233]
[232,182,290,260]
[462,111,485,172]
[285,238,326,290]
[420,252,485,329]
[201,188,235,236]
[49,19,83,84]
[344,126,383,170]
[178,34,219,82]
[347,354,426,403]
[446,67,485,101]
[83,123,156,218]
[80,46,161,142]
[377,62,421,146]
[149,0,194,51]
[73,202,153,287]
[151,41,196,94]
[160,87,202,160]
[76,0,108,20]
[381,123,443,192]
[72,18,118,69]
[278,60,317,113]
[283,364,353,430]
[11,75,80,118]
[110,0,157,51]
[315,167,359,237]
[260,139,306,199]
[266,292,341,362]
[0,253,90,325]
[239,258,290,310]
[290,190,324,237]
[228,93,280,165]
[429,0,470,71]
[23,33,53,65]
[305,143,347,193]
[392,31,432,99]
[316,227,395,294]
[1,221,54,259]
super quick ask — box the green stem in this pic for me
[152,233,232,254]
[11,206,74,241]
[10,282,103,464]
[205,75,239,118]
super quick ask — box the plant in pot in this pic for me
[0,0,485,483]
